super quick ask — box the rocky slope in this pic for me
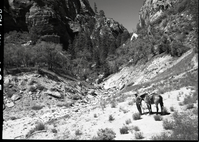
[3,62,198,139]
[4,0,128,48]
[138,0,197,51]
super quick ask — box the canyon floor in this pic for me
[3,49,198,140]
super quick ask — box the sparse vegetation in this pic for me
[93,128,116,140]
[100,98,106,111]
[183,95,197,105]
[132,126,140,132]
[153,111,198,140]
[177,96,180,101]
[135,132,144,139]
[133,112,141,120]
[94,113,97,118]
[170,106,174,112]
[186,103,194,109]
[162,107,169,115]
[163,119,174,130]
[120,125,129,134]
[153,115,163,121]
[75,129,82,136]
[109,115,115,122]
[35,122,45,131]
[125,119,132,125]
[110,98,117,108]
[51,128,57,133]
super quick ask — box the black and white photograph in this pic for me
[2,0,198,140]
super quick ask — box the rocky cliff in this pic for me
[138,0,198,50]
[4,0,127,49]
[101,0,198,90]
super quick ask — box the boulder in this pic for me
[88,89,97,96]
[119,83,125,90]
[11,94,21,101]
[4,78,10,86]
[45,90,62,98]
[5,101,15,108]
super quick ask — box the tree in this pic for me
[116,33,122,48]
[121,31,130,45]
[94,2,98,14]
[99,10,105,17]
[32,41,65,70]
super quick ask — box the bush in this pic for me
[133,126,140,131]
[133,113,141,120]
[110,98,117,108]
[109,115,115,122]
[75,129,82,136]
[35,122,45,131]
[186,103,194,109]
[94,113,97,118]
[163,119,174,130]
[153,111,198,140]
[120,126,129,134]
[162,107,169,115]
[154,115,163,121]
[135,132,144,139]
[170,40,189,57]
[170,106,174,112]
[125,119,132,125]
[183,95,197,105]
[51,128,57,133]
[94,128,116,140]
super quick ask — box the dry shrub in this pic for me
[154,115,163,121]
[133,112,141,120]
[92,128,116,140]
[153,111,198,140]
[120,125,129,134]
[135,132,144,139]
[125,119,132,125]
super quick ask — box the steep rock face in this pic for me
[4,0,95,47]
[90,16,127,42]
[138,0,176,27]
[4,0,127,49]
[138,0,197,52]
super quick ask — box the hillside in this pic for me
[3,0,198,140]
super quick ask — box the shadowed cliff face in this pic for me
[4,0,128,49]
[4,0,95,47]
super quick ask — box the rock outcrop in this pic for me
[4,0,128,49]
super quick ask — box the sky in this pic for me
[88,0,145,32]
